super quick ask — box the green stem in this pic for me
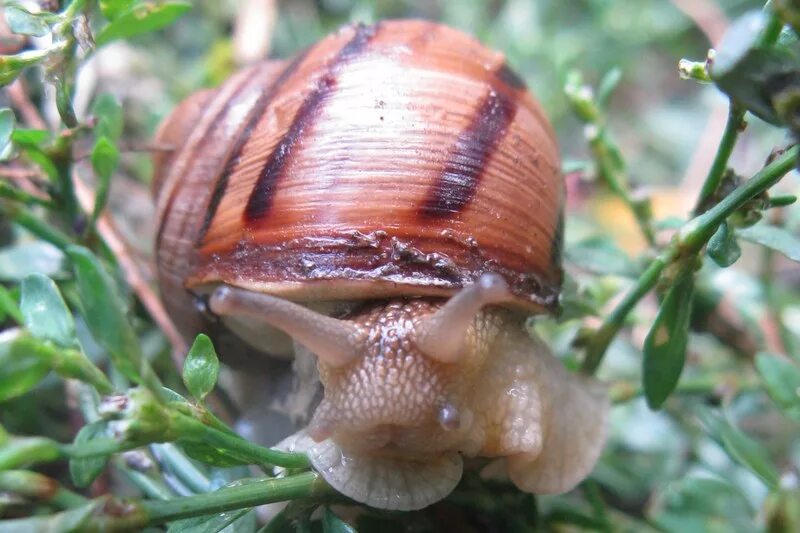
[588,131,655,247]
[581,146,798,374]
[692,6,784,215]
[141,472,330,524]
[692,104,745,214]
[174,415,311,469]
[0,202,73,249]
[59,438,130,458]
[150,443,211,493]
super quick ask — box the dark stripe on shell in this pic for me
[244,23,380,223]
[156,74,257,249]
[496,63,527,90]
[418,88,517,218]
[195,51,310,245]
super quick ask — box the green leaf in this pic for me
[0,332,51,402]
[707,222,741,267]
[179,441,249,467]
[183,334,219,402]
[643,268,695,409]
[696,408,780,489]
[20,273,76,347]
[92,94,123,141]
[565,236,638,277]
[11,128,49,147]
[69,422,111,488]
[0,500,99,532]
[0,108,15,160]
[755,353,800,420]
[95,2,192,46]
[167,508,251,533]
[0,285,23,324]
[66,245,143,383]
[0,242,66,281]
[4,6,53,38]
[711,11,800,127]
[323,507,357,533]
[596,67,622,108]
[737,224,800,261]
[90,136,119,222]
[99,0,136,21]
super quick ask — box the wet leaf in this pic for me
[96,2,192,46]
[707,222,741,267]
[70,422,111,488]
[91,136,119,222]
[737,224,800,262]
[167,508,251,533]
[20,273,76,347]
[66,245,142,383]
[643,268,695,409]
[696,408,779,489]
[183,334,219,402]
[755,353,800,420]
[179,441,249,467]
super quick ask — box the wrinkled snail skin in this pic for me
[153,20,609,510]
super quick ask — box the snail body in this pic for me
[154,20,608,510]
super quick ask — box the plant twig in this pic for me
[581,145,798,374]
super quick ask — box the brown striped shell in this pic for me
[154,20,564,341]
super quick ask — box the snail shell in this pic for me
[153,20,607,511]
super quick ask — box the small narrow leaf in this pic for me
[11,128,49,147]
[0,285,23,324]
[707,222,741,267]
[737,224,800,261]
[95,2,192,46]
[643,268,695,409]
[323,507,357,533]
[20,273,76,347]
[182,334,219,402]
[167,508,251,533]
[66,245,142,383]
[99,0,136,21]
[69,422,111,488]
[697,408,780,489]
[0,108,15,160]
[755,353,800,420]
[92,94,123,141]
[4,6,53,38]
[596,67,622,108]
[90,136,119,222]
[0,332,51,402]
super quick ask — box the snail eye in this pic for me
[438,402,461,431]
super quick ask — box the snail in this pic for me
[153,20,609,511]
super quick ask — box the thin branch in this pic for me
[581,145,798,374]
